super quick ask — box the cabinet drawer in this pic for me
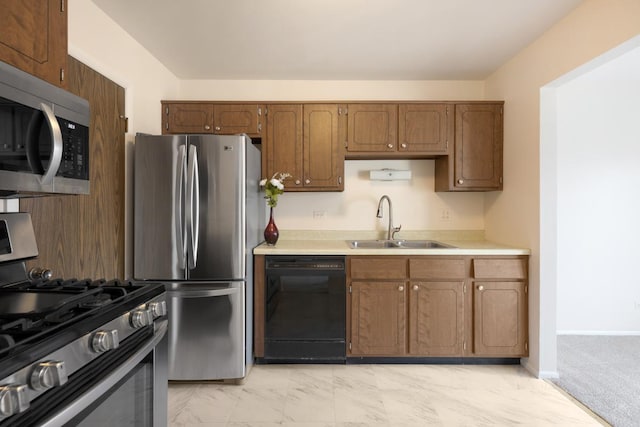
[409,258,466,279]
[473,258,527,279]
[350,257,407,279]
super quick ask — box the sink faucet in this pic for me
[376,195,401,240]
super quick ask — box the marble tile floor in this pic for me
[168,364,607,427]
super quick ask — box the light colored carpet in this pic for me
[553,335,640,427]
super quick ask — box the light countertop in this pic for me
[253,230,530,256]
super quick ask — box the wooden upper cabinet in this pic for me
[435,102,503,191]
[162,102,263,136]
[303,104,344,190]
[264,104,303,188]
[213,104,263,136]
[263,103,344,192]
[0,0,68,87]
[346,104,398,153]
[398,104,450,154]
[162,102,214,134]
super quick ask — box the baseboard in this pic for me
[557,330,640,336]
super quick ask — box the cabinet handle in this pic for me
[401,143,407,149]
[215,126,221,131]
[457,179,464,184]
[398,285,404,291]
[305,179,311,184]
[204,125,211,130]
[413,285,419,291]
[295,179,301,185]
[387,144,393,149]
[478,285,484,291]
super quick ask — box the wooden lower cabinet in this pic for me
[350,281,406,356]
[472,281,528,356]
[408,281,464,356]
[347,255,528,359]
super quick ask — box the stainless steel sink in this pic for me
[347,240,456,249]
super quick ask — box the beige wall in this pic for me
[484,0,640,376]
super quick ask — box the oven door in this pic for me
[38,320,168,427]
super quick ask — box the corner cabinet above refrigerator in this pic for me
[133,133,263,381]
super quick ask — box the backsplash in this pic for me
[270,159,485,231]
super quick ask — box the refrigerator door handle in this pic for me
[176,145,187,270]
[186,144,200,269]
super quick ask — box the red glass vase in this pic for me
[264,207,279,245]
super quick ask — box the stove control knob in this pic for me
[147,301,167,319]
[129,309,153,328]
[28,267,53,280]
[30,361,68,391]
[92,329,120,353]
[0,384,29,416]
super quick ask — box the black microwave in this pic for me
[0,60,90,198]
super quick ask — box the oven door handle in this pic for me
[38,320,168,427]
[167,287,239,298]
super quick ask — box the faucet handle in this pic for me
[391,225,402,240]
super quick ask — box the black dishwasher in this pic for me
[264,256,346,362]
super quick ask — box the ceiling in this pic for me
[91,0,584,81]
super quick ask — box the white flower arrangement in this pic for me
[259,172,291,208]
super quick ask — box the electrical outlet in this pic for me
[440,209,451,222]
[313,210,326,221]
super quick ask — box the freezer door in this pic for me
[134,135,187,280]
[187,135,247,280]
[166,282,245,380]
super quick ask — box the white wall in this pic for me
[555,45,640,334]
[485,0,640,377]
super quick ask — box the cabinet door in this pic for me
[473,281,527,356]
[454,103,503,190]
[163,102,214,134]
[346,104,397,153]
[398,104,450,154]
[213,104,263,136]
[303,104,343,190]
[0,0,67,87]
[264,104,303,188]
[350,281,406,356]
[409,281,464,356]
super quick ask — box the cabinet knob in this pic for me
[305,179,311,184]
[478,285,484,291]
[387,144,394,149]
[398,285,404,291]
[215,126,221,131]
[401,143,407,149]
[204,125,211,130]
[413,285,419,291]
[295,179,301,185]
[457,179,464,184]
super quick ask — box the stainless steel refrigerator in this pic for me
[133,133,263,381]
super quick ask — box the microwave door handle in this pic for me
[175,145,187,270]
[39,103,63,185]
[186,145,199,269]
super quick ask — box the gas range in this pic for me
[0,213,168,426]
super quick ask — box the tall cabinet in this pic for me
[0,0,68,88]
